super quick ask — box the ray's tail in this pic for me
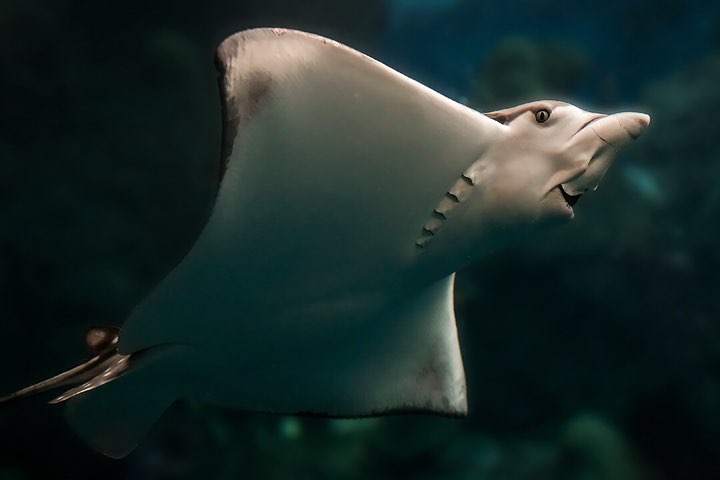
[0,326,129,404]
[1,326,185,458]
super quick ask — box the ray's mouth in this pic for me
[558,184,582,208]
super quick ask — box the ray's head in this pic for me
[429,100,650,267]
[478,100,649,223]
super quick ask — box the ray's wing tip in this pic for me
[214,27,354,73]
[214,36,237,74]
[215,28,292,73]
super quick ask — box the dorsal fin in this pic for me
[85,326,120,355]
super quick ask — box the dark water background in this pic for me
[1,0,719,478]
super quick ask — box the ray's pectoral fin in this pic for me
[368,274,468,416]
[0,326,124,405]
[281,275,468,418]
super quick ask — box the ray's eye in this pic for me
[535,109,550,123]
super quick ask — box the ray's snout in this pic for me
[587,111,650,150]
[561,110,650,196]
[616,112,651,140]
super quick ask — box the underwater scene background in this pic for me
[1,0,719,478]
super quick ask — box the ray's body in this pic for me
[1,29,649,458]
